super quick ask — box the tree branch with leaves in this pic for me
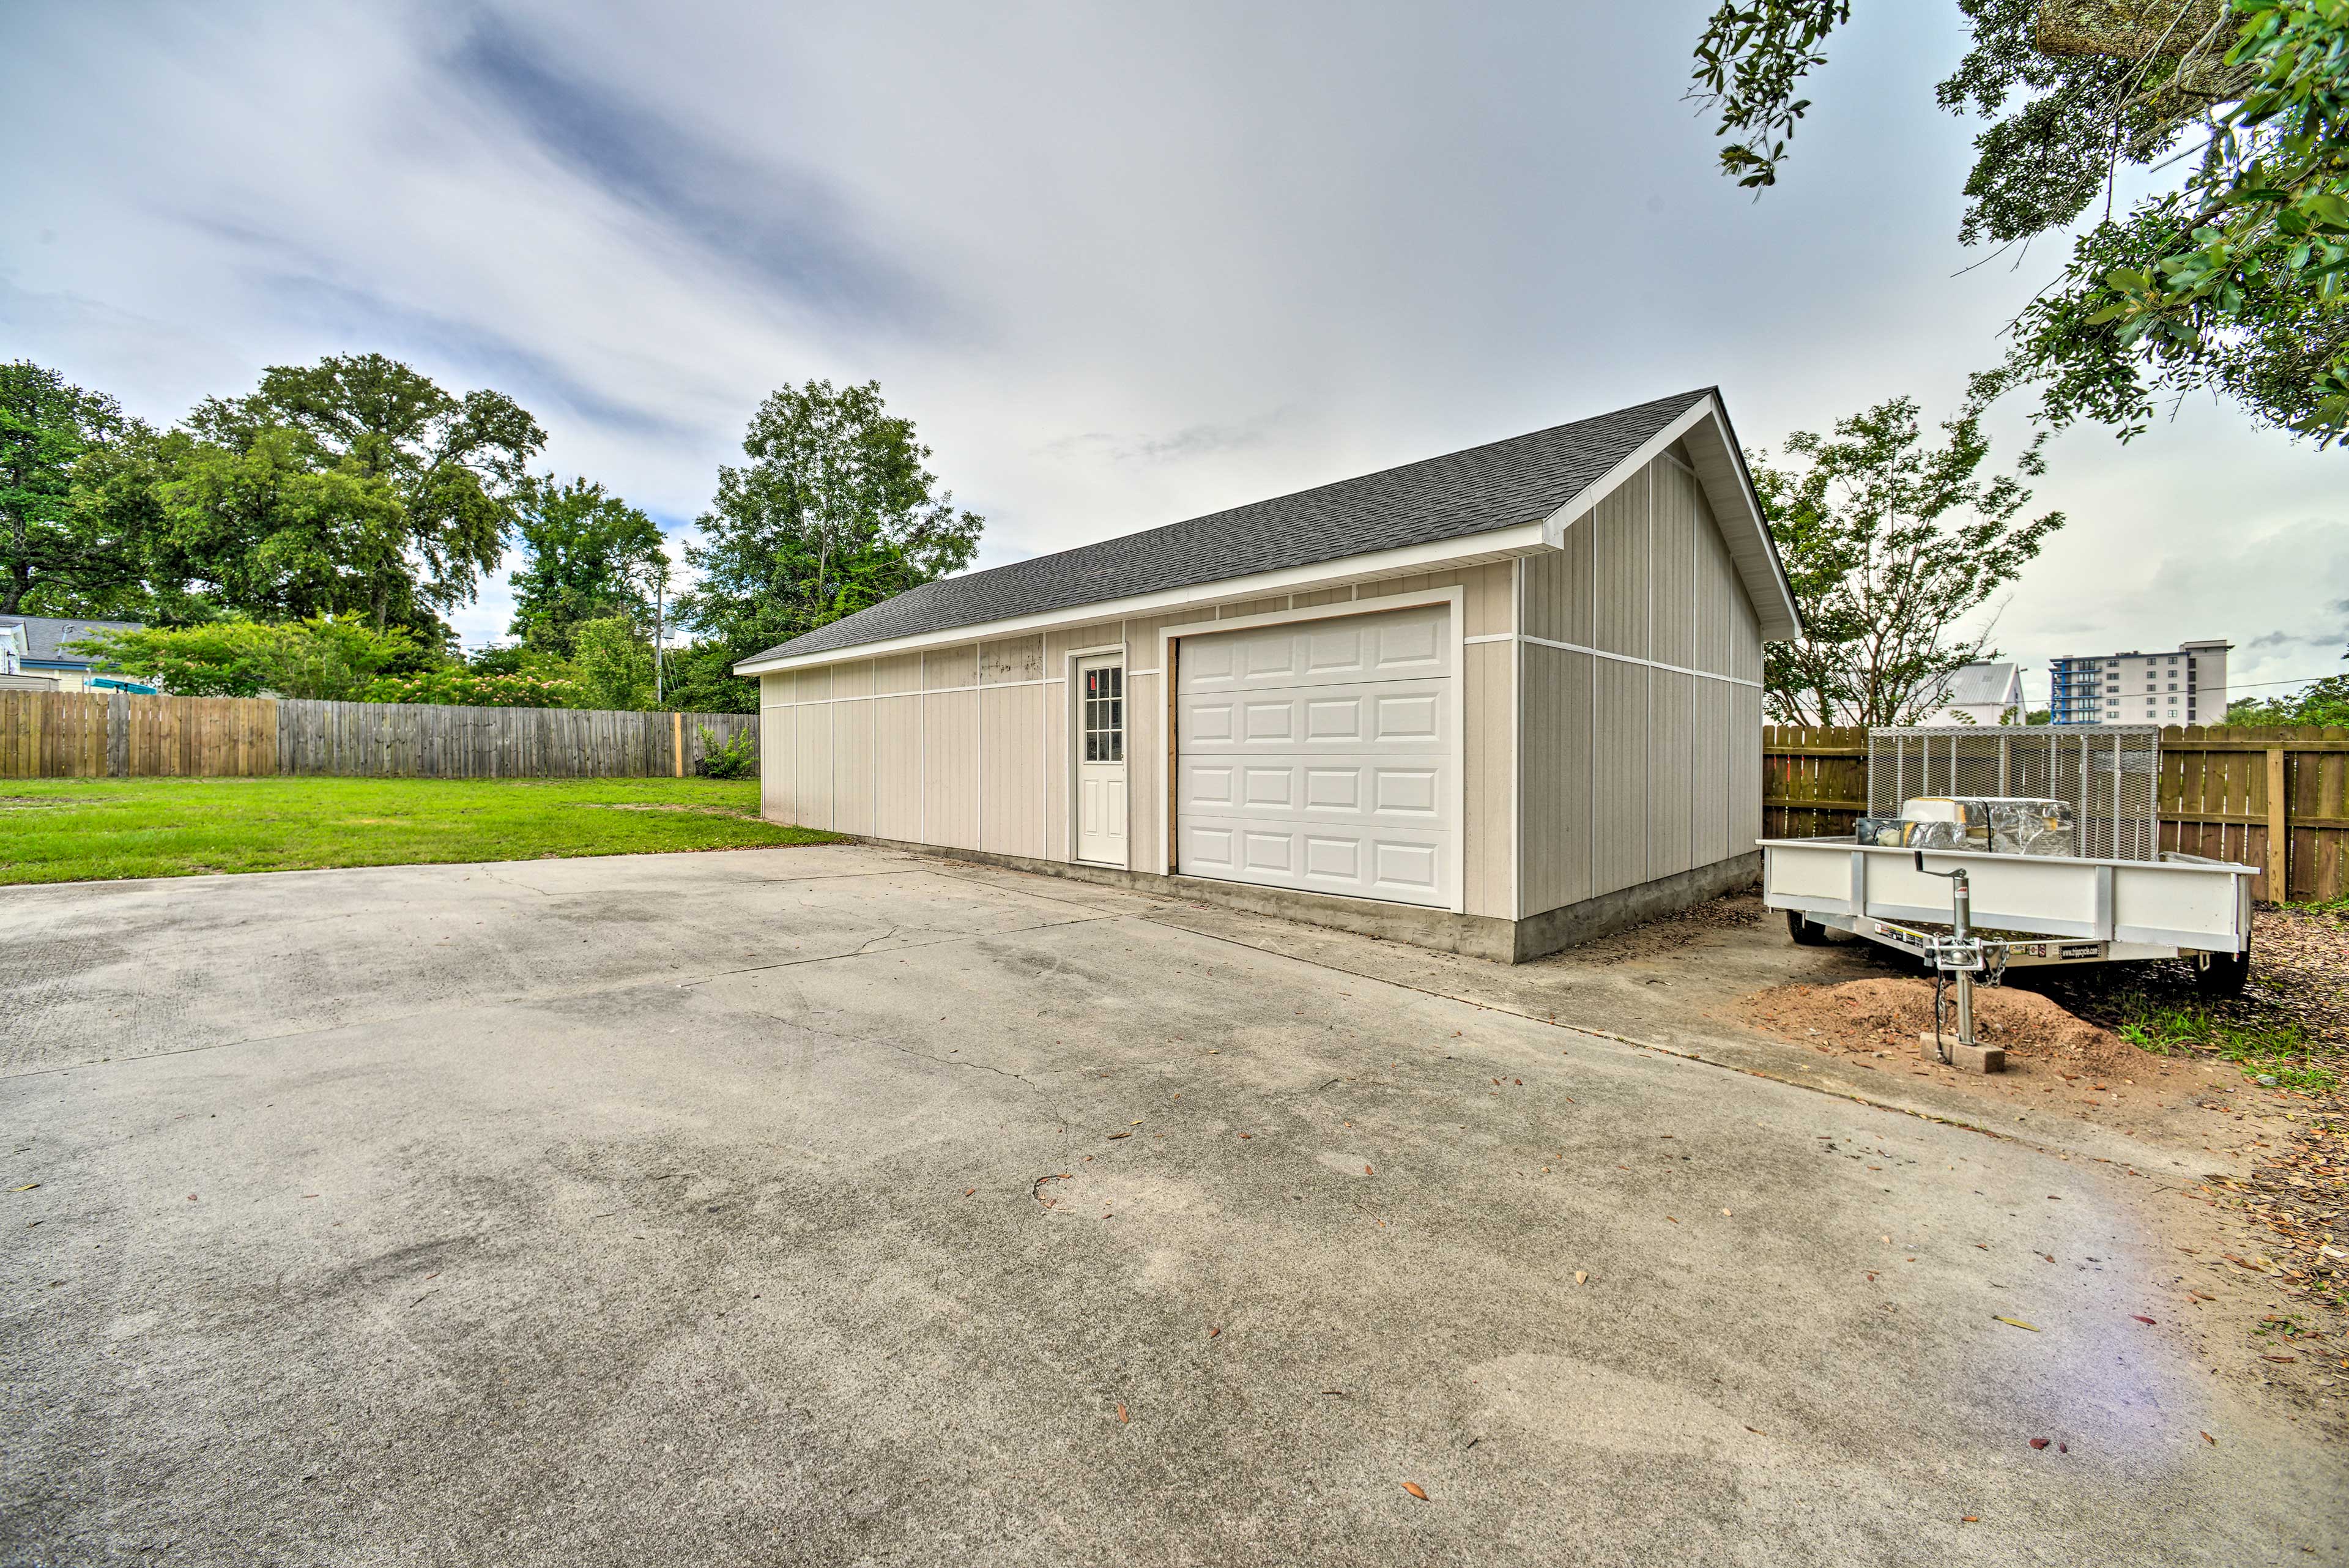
[1690,0,2349,447]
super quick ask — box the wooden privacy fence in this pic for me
[0,690,757,781]
[1764,723,2349,904]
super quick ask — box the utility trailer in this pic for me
[1760,727,2256,1060]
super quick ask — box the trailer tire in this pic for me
[1786,910,1831,946]
[2191,946,2251,997]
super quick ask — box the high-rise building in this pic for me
[2046,639,2230,727]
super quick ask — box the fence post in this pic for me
[2266,741,2287,901]
[674,711,684,778]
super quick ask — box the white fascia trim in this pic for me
[1535,393,1799,642]
[733,522,1548,676]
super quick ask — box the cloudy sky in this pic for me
[5,2,2339,705]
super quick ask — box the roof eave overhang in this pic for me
[1535,392,1801,641]
[732,520,1554,677]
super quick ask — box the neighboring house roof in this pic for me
[740,388,1797,671]
[1921,661,2023,712]
[0,614,143,668]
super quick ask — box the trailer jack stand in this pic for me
[1911,853,2005,1074]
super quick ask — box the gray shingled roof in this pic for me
[0,614,143,665]
[744,388,1716,665]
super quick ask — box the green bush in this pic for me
[65,616,420,700]
[697,724,758,779]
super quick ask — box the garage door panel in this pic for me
[1181,814,1449,904]
[1182,604,1452,693]
[1181,757,1444,828]
[1182,679,1450,755]
[1178,604,1453,911]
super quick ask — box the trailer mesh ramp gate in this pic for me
[1867,726,2159,862]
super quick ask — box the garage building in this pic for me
[735,388,1798,961]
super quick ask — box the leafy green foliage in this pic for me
[2227,657,2349,723]
[1690,0,2349,445]
[697,724,759,779]
[1751,395,2065,725]
[677,379,982,691]
[652,639,760,715]
[508,475,669,656]
[1,361,125,614]
[568,614,658,710]
[1689,2,1852,187]
[188,354,546,623]
[355,666,587,708]
[64,615,423,700]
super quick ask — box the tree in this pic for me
[67,616,421,699]
[507,476,669,658]
[1690,1,2349,445]
[1,360,125,614]
[675,379,983,712]
[190,354,546,625]
[1752,394,2065,725]
[569,614,658,710]
[146,429,417,626]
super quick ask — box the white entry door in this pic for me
[1176,603,1454,908]
[1075,656,1128,866]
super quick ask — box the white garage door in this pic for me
[1176,603,1454,908]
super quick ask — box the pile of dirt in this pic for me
[1743,975,2145,1075]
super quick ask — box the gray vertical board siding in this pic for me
[1126,670,1163,874]
[763,705,799,822]
[1464,639,1515,918]
[1692,678,1734,866]
[978,683,1045,858]
[1646,671,1696,877]
[872,694,922,839]
[1731,683,1765,850]
[1517,643,1594,918]
[1691,485,1744,678]
[796,700,835,831]
[924,644,978,692]
[1650,461,1697,670]
[831,699,877,835]
[922,690,981,850]
[1590,466,1651,660]
[1590,658,1649,897]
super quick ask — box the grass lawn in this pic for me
[0,776,839,886]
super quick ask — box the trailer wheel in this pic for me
[1786,909,1831,946]
[2191,946,2251,997]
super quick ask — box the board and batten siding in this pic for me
[757,563,1521,919]
[1518,445,1765,919]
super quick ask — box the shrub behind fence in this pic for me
[0,690,756,781]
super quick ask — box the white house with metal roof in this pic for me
[1915,661,2026,726]
[735,389,1798,961]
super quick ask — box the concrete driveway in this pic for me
[2,844,2339,1564]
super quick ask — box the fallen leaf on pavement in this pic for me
[1130,1120,1144,1126]
[10,1184,37,1193]
[1208,1326,1220,1337]
[1994,1317,2041,1332]
[1573,1271,1587,1285]
[1365,1165,1374,1175]
[1107,1132,1133,1140]
[2131,1315,2155,1325]
[1401,1482,1428,1501]
[2028,1438,2050,1450]
[1116,1403,1128,1424]
[2201,1431,2217,1445]
[1963,1516,1979,1523]
[963,1188,976,1197]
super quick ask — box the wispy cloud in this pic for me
[442,13,947,334]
